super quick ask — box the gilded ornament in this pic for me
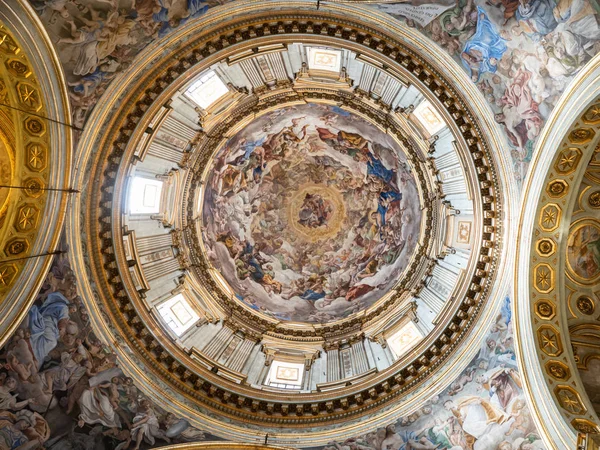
[17,83,41,111]
[23,117,45,136]
[569,128,595,145]
[534,263,554,293]
[576,296,595,315]
[0,263,17,286]
[0,23,53,298]
[589,190,600,208]
[539,203,561,231]
[554,385,587,415]
[554,148,582,175]
[0,31,19,54]
[536,238,556,256]
[545,360,570,380]
[25,143,46,172]
[5,59,30,77]
[571,418,600,433]
[546,179,568,198]
[4,238,28,256]
[582,104,600,124]
[537,325,563,356]
[15,204,39,232]
[535,300,555,319]
[23,178,44,198]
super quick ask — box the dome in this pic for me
[201,103,423,323]
[64,4,512,442]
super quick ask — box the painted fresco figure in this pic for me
[130,400,170,450]
[461,7,508,82]
[494,69,543,158]
[28,292,76,370]
[0,410,49,450]
[553,0,600,46]
[515,0,558,39]
[443,397,510,449]
[77,381,122,429]
[380,424,404,450]
[377,191,403,228]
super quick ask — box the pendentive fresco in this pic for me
[309,298,547,450]
[28,0,600,183]
[0,244,222,450]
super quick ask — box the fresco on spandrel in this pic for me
[27,0,228,128]
[310,297,548,450]
[201,103,422,323]
[375,0,600,183]
[0,245,222,450]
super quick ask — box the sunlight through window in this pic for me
[185,70,229,109]
[265,360,305,390]
[128,176,163,214]
[307,47,342,72]
[387,321,423,359]
[157,293,200,337]
[413,100,446,135]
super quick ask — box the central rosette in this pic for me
[202,104,422,323]
[288,184,345,241]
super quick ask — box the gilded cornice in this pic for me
[518,93,600,443]
[0,0,72,347]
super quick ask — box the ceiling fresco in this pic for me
[25,0,600,184]
[202,104,421,322]
[306,298,549,450]
[0,240,225,450]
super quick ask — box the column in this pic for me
[326,347,340,382]
[135,233,173,254]
[419,286,445,314]
[202,325,233,359]
[143,257,180,282]
[351,340,369,375]
[227,338,256,372]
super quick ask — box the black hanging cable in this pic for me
[0,101,83,132]
[0,250,66,264]
[0,185,80,193]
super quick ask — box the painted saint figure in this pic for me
[461,7,507,81]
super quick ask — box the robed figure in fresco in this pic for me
[461,7,507,81]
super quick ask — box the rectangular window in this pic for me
[413,100,446,135]
[157,293,200,337]
[185,70,229,110]
[265,360,304,390]
[307,47,342,72]
[387,321,423,359]
[128,177,163,214]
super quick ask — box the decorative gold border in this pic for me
[525,98,600,435]
[0,0,72,348]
